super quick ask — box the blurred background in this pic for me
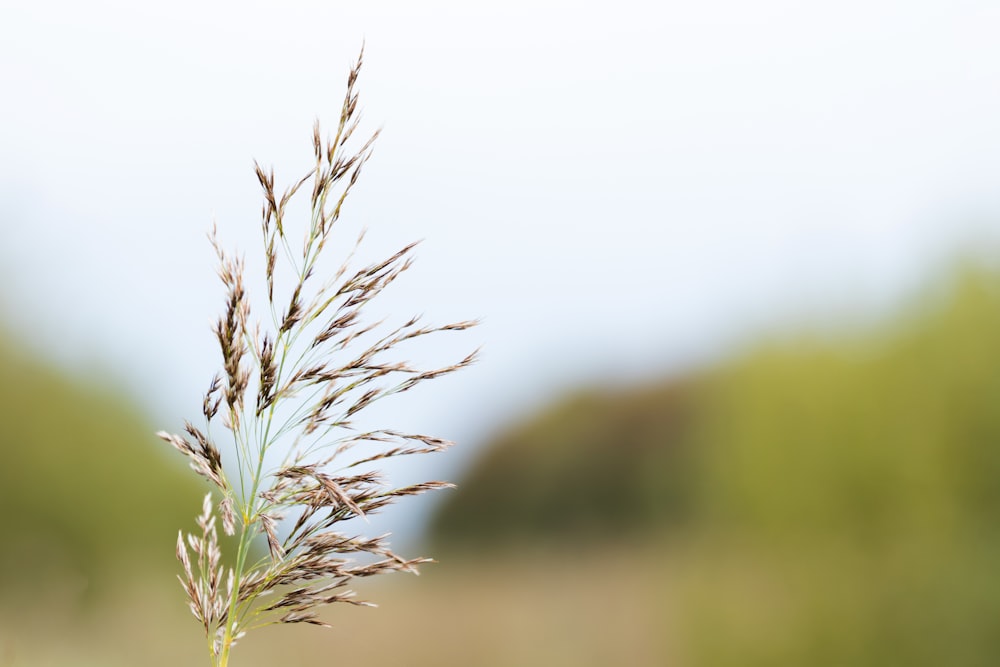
[3,1,1000,665]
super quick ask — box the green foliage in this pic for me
[434,263,1000,547]
[696,266,1000,543]
[0,329,205,600]
[430,261,1000,665]
[429,381,703,545]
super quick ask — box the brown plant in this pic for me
[157,48,477,667]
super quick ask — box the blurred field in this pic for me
[6,261,1000,665]
[429,261,1000,666]
[0,546,676,667]
[6,535,998,666]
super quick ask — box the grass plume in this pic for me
[157,49,478,667]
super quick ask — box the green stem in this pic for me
[216,293,300,665]
[214,174,332,667]
[217,468,256,666]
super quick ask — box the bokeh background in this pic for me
[4,1,1000,665]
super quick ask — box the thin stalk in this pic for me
[159,48,477,667]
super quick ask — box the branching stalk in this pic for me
[157,48,477,667]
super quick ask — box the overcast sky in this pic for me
[3,0,1000,540]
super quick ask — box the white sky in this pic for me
[3,0,1000,542]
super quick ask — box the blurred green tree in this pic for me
[0,328,205,604]
[430,261,1000,666]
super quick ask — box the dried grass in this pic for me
[157,48,477,667]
